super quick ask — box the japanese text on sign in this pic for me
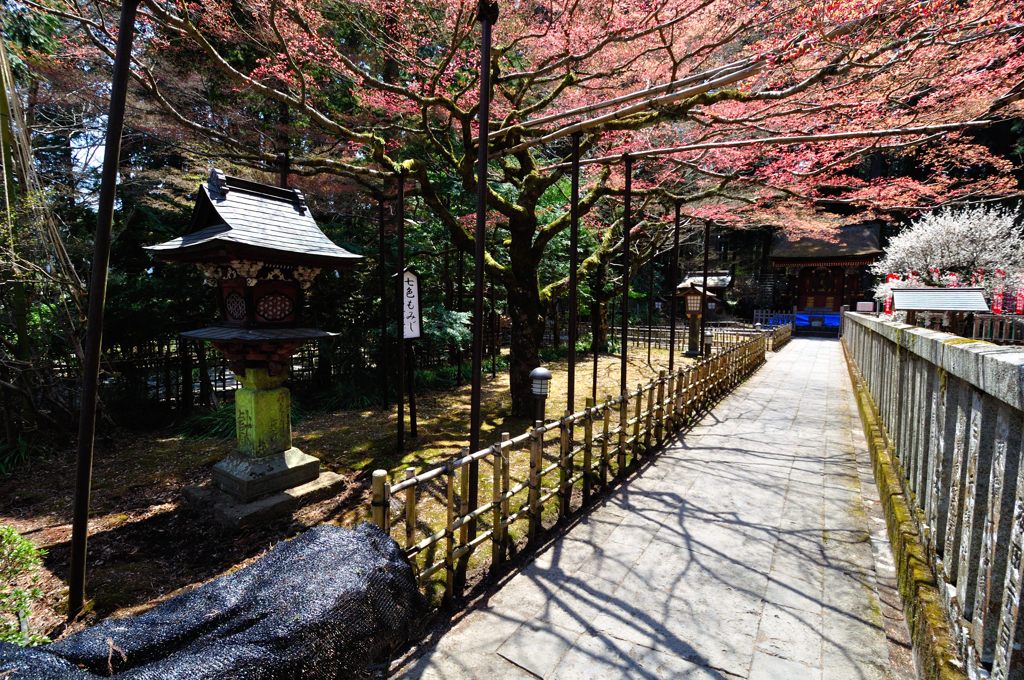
[403,270,421,339]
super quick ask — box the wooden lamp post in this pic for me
[679,284,716,358]
[147,170,361,519]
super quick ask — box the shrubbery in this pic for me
[0,525,48,646]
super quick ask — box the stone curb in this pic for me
[842,338,966,680]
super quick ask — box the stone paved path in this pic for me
[395,338,911,679]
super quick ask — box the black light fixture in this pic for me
[529,366,553,422]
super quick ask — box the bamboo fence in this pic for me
[370,330,777,600]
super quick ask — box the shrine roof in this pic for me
[146,170,363,269]
[769,222,882,261]
[679,271,733,289]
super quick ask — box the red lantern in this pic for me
[1016,284,1024,315]
[993,269,1007,315]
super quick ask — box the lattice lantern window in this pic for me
[217,266,301,328]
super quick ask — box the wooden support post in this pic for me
[655,371,666,444]
[681,366,691,423]
[583,398,595,501]
[632,383,643,464]
[559,410,571,519]
[404,467,415,549]
[528,422,543,542]
[371,469,389,530]
[664,371,675,434]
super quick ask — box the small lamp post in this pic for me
[530,366,553,423]
[677,284,717,358]
[681,285,703,357]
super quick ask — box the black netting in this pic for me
[1,524,424,679]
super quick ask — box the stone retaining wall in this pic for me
[844,312,1024,679]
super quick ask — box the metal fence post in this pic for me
[618,396,628,476]
[404,467,415,548]
[559,410,571,518]
[583,398,595,500]
[528,422,543,542]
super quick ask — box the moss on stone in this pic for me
[942,337,991,346]
[842,339,966,680]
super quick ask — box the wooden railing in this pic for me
[766,323,792,352]
[625,325,765,352]
[843,312,1024,678]
[972,314,1024,346]
[369,333,768,601]
[753,309,795,327]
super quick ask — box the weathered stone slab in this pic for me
[212,446,320,502]
[186,469,344,528]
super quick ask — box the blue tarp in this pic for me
[795,312,841,329]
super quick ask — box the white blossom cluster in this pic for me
[871,205,1024,300]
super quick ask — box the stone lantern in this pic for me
[147,170,362,521]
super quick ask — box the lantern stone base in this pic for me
[212,447,321,503]
[186,470,346,529]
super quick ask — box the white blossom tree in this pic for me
[872,205,1024,300]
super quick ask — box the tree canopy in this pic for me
[13,0,1024,412]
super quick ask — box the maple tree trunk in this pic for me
[505,217,545,419]
[591,300,609,352]
[507,281,544,418]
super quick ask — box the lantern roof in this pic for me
[678,271,733,290]
[676,283,718,300]
[146,169,363,269]
[181,326,337,342]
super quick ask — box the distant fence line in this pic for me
[753,309,796,327]
[82,322,774,410]
[368,328,788,601]
[844,312,1024,678]
[56,336,475,411]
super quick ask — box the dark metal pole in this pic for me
[456,253,464,385]
[463,0,497,584]
[69,0,141,620]
[567,132,581,412]
[620,154,632,397]
[276,101,290,189]
[408,344,418,437]
[397,172,406,453]
[668,202,681,372]
[646,260,654,366]
[379,198,389,407]
[700,221,711,355]
[490,283,497,379]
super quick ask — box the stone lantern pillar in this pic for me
[147,170,363,523]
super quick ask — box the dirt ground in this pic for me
[1,344,683,638]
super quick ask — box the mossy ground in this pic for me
[0,346,683,636]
